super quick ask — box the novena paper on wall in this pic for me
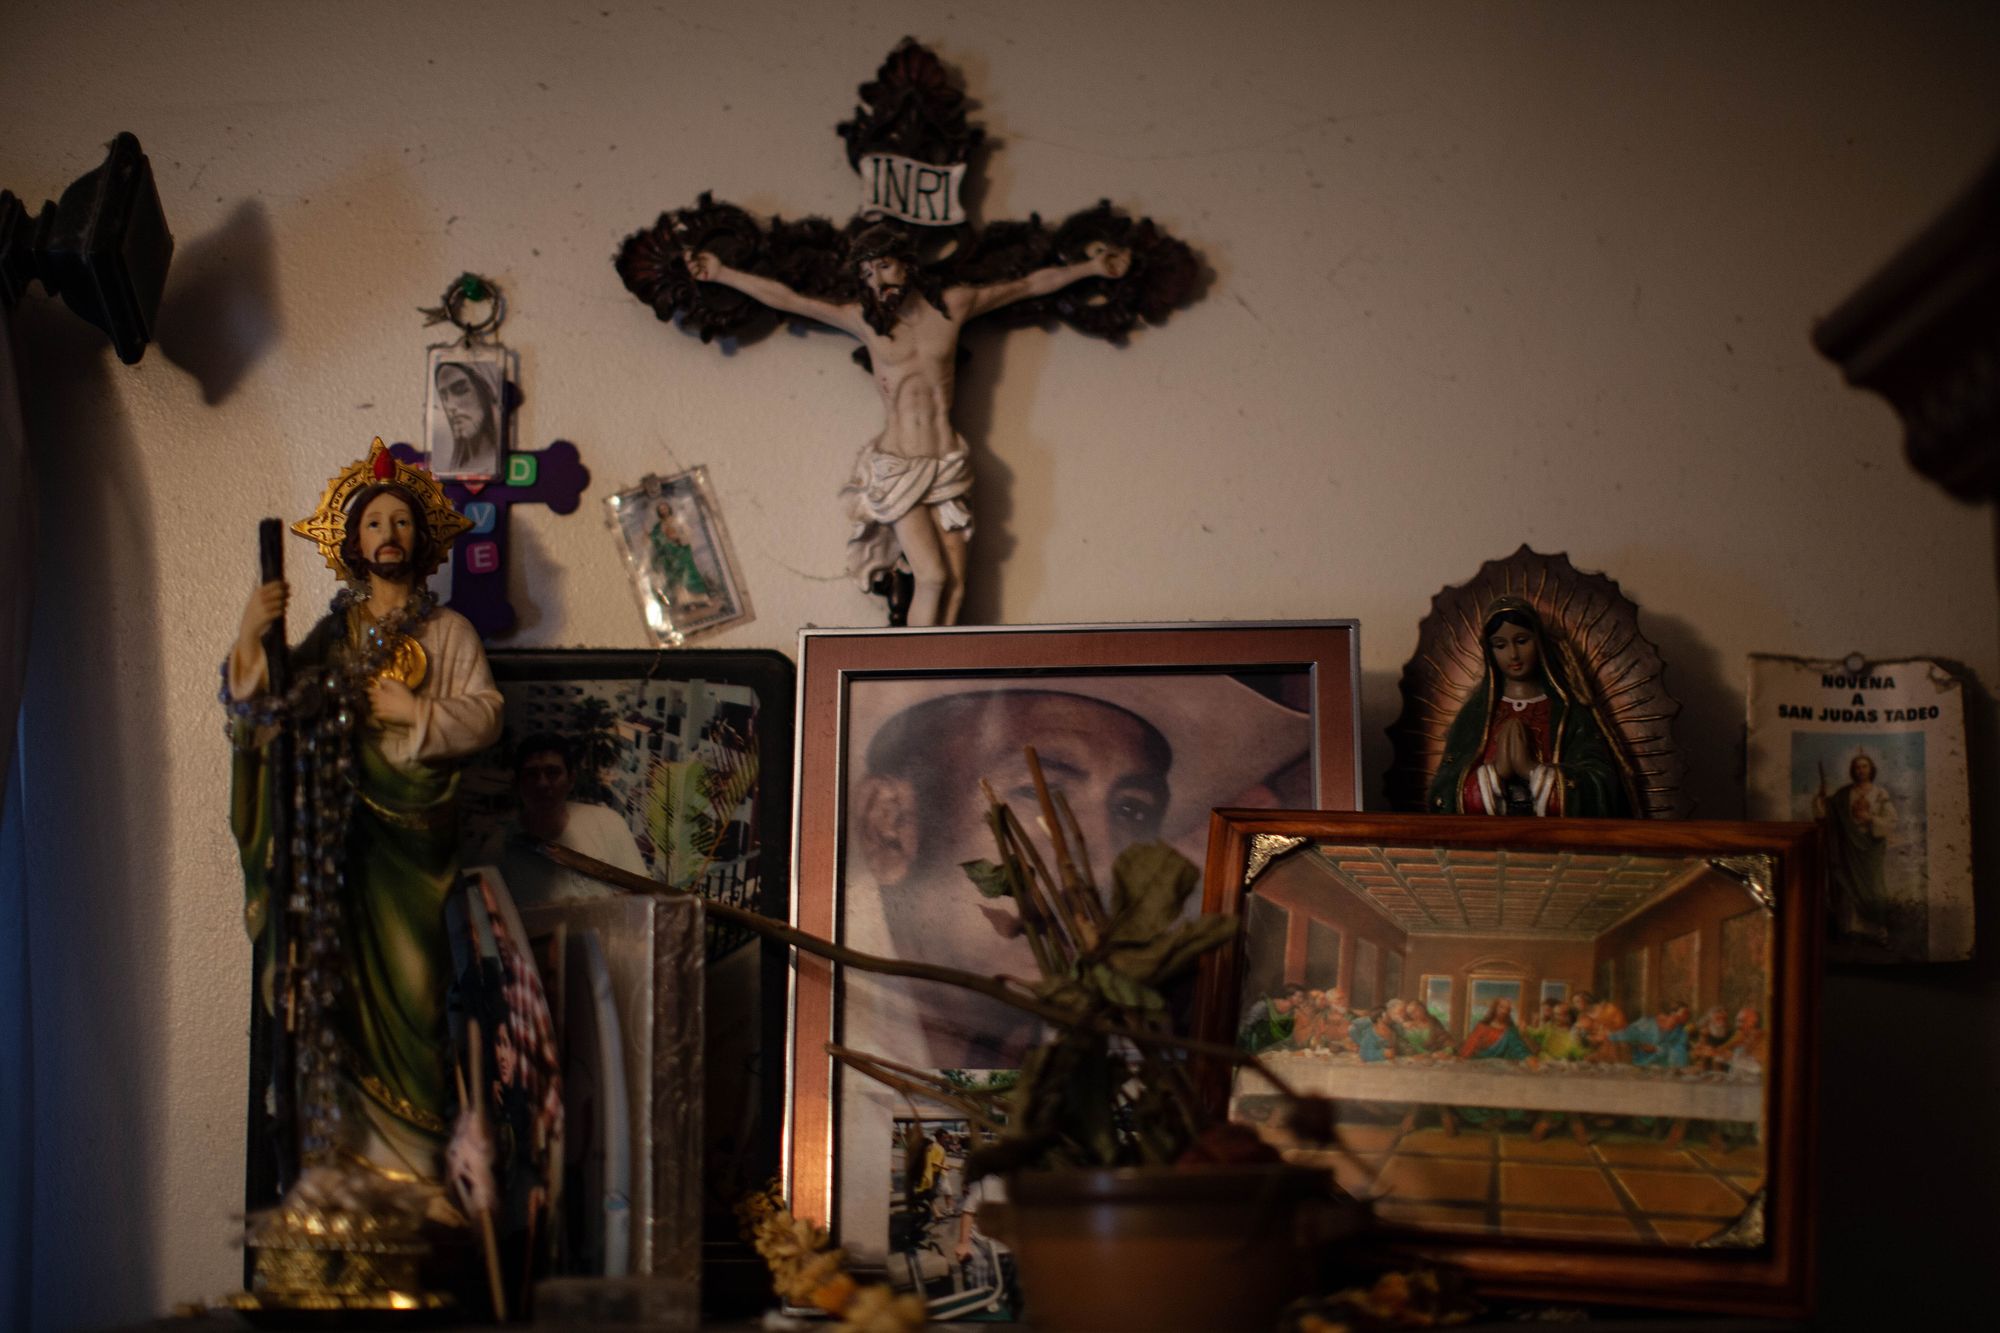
[1745,654,1973,963]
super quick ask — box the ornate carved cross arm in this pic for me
[616,196,1198,350]
[962,202,1199,341]
[614,194,842,345]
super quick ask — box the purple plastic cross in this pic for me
[390,439,590,638]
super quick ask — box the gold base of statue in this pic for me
[227,1164,458,1325]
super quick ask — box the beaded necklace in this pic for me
[218,585,438,733]
[218,584,438,1165]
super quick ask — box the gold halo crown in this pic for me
[290,438,472,581]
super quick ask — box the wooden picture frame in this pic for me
[1193,811,1820,1316]
[786,623,1362,1267]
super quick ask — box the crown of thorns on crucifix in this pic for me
[614,38,1199,355]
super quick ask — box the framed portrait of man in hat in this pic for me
[784,622,1360,1274]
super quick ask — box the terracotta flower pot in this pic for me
[989,1164,1358,1333]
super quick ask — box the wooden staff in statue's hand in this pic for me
[238,520,299,1194]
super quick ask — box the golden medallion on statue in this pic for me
[343,604,430,693]
[377,632,429,691]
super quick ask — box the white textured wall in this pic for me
[4,1,1998,1325]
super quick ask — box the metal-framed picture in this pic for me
[426,342,514,481]
[785,622,1362,1286]
[518,892,702,1283]
[455,648,794,1292]
[1192,811,1820,1316]
[605,468,752,645]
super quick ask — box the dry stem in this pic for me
[531,842,1306,1100]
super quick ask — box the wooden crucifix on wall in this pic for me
[616,39,1199,626]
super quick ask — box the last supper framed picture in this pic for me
[1192,811,1820,1316]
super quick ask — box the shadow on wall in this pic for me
[1361,666,1400,811]
[1632,611,1736,818]
[14,300,166,1328]
[155,198,281,406]
[951,242,1216,628]
[502,512,564,640]
[953,321,1024,627]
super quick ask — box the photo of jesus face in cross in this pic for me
[682,225,1129,627]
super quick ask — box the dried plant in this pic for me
[828,748,1322,1182]
[539,745,1326,1186]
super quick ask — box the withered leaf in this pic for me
[1104,913,1239,986]
[961,858,1014,899]
[1106,842,1201,946]
[1084,961,1164,1011]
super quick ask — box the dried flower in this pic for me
[776,1249,848,1305]
[1280,1263,1478,1331]
[837,1282,928,1332]
[735,1180,923,1326]
[1297,1317,1356,1333]
[1360,1271,1412,1315]
[808,1270,859,1315]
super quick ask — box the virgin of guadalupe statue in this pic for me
[1426,598,1633,817]
[223,439,502,1206]
[1385,546,1686,818]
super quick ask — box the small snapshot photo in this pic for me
[886,1111,1019,1323]
[605,468,751,644]
[426,344,512,480]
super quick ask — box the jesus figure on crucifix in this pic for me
[685,224,1130,627]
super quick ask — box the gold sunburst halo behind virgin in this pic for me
[291,438,473,582]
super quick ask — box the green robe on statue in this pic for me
[232,603,503,1179]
